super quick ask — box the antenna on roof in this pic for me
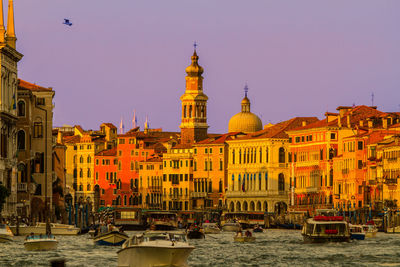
[371,92,374,107]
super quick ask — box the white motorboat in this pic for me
[362,222,378,238]
[349,224,366,240]
[24,234,58,251]
[117,231,195,267]
[221,222,241,232]
[0,224,14,242]
[203,223,220,234]
[10,222,80,235]
[94,230,129,246]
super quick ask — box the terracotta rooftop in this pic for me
[289,105,391,132]
[18,79,52,92]
[63,135,81,144]
[96,147,117,157]
[101,123,117,129]
[197,132,244,145]
[235,117,319,140]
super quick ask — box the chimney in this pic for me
[347,116,351,128]
[336,106,352,118]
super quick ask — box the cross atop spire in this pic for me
[193,41,198,51]
[244,83,249,98]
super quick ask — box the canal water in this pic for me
[1,230,400,266]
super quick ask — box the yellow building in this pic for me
[139,156,163,210]
[162,144,193,211]
[62,123,116,206]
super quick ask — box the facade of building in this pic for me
[138,156,163,210]
[226,117,318,213]
[0,0,23,217]
[16,80,55,221]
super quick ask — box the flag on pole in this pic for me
[119,117,124,134]
[132,110,137,129]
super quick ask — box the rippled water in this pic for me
[1,230,400,267]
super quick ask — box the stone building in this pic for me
[16,79,55,221]
[0,0,23,217]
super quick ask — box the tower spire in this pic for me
[6,0,16,49]
[0,0,5,43]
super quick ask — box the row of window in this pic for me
[193,147,224,155]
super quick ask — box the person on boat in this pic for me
[236,230,243,237]
[245,230,252,237]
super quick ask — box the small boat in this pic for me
[94,230,129,246]
[221,222,241,232]
[10,222,80,235]
[363,221,378,238]
[203,223,220,234]
[187,226,205,239]
[117,231,194,267]
[0,224,13,242]
[234,231,255,242]
[349,224,365,240]
[301,210,350,243]
[253,225,263,233]
[145,211,178,231]
[24,234,58,251]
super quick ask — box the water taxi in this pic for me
[114,208,146,230]
[0,224,13,242]
[10,222,80,235]
[145,211,178,230]
[221,212,251,229]
[221,222,241,232]
[187,226,205,239]
[117,231,194,267]
[301,209,350,243]
[349,224,365,240]
[202,223,221,234]
[24,234,58,251]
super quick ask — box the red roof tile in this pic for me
[96,147,117,157]
[18,79,52,91]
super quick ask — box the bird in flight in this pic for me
[63,19,72,26]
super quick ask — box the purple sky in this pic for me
[15,0,400,133]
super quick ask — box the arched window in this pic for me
[73,155,77,164]
[87,184,91,191]
[259,148,262,163]
[87,156,91,163]
[33,120,43,138]
[239,149,242,164]
[124,195,127,206]
[17,130,25,150]
[259,173,262,190]
[87,168,91,178]
[79,169,83,178]
[17,101,25,117]
[79,184,83,191]
[266,147,269,163]
[265,172,268,190]
[80,156,84,163]
[219,180,223,193]
[278,173,285,191]
[189,105,192,118]
[183,105,187,118]
[279,147,285,163]
[18,163,27,182]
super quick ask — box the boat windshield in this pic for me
[170,233,187,242]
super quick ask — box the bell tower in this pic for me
[179,46,208,144]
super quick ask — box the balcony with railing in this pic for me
[17,183,27,192]
[190,192,208,198]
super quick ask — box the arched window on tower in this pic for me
[201,106,204,118]
[183,105,187,118]
[17,101,25,117]
[232,149,235,164]
[189,105,192,118]
[239,149,242,164]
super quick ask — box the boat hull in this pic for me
[234,236,256,242]
[203,228,220,234]
[350,233,365,240]
[0,234,13,242]
[117,246,194,267]
[222,224,241,232]
[24,239,58,251]
[302,234,350,243]
[94,231,129,246]
[187,230,204,239]
[10,224,80,235]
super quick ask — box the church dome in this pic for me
[185,51,204,76]
[228,86,262,133]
